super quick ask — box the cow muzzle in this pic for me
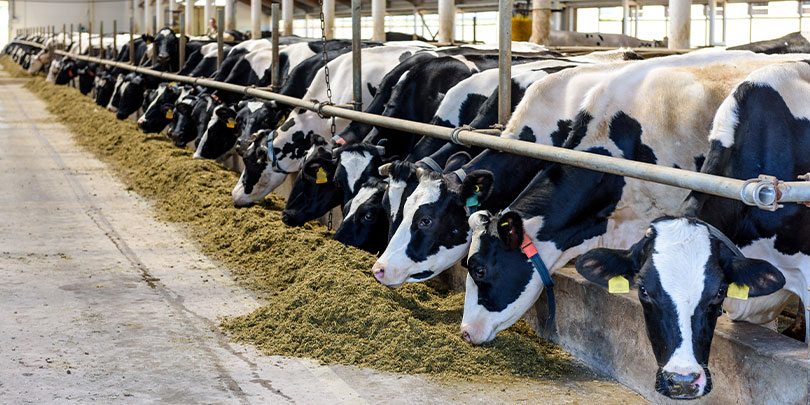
[158,52,170,63]
[459,322,492,345]
[370,261,405,288]
[657,368,708,399]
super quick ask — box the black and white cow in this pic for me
[333,177,390,254]
[577,60,810,399]
[167,89,203,146]
[231,44,432,207]
[370,56,639,287]
[458,51,807,348]
[137,81,184,133]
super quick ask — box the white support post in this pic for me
[225,0,236,30]
[251,0,261,39]
[709,0,716,45]
[144,0,151,34]
[282,0,294,36]
[722,1,727,43]
[185,0,194,36]
[156,0,163,30]
[204,0,213,33]
[323,0,335,39]
[498,0,512,125]
[668,0,691,49]
[622,0,630,35]
[530,0,551,44]
[372,0,385,41]
[438,0,455,44]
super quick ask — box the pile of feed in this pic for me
[20,63,582,380]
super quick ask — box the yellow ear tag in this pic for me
[608,276,630,294]
[226,118,236,128]
[276,114,287,128]
[727,283,749,300]
[165,109,173,119]
[316,167,328,184]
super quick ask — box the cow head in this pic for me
[167,91,201,146]
[231,113,321,207]
[575,217,785,399]
[106,74,126,113]
[94,71,115,107]
[76,63,96,95]
[54,58,76,85]
[191,94,220,147]
[333,177,389,254]
[116,74,146,120]
[371,168,471,287]
[235,99,276,157]
[194,104,239,160]
[281,136,341,226]
[152,28,178,69]
[137,82,181,133]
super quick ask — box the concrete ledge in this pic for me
[440,264,810,404]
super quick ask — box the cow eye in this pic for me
[716,286,727,299]
[638,285,649,299]
[418,218,432,228]
[362,211,375,223]
[473,266,486,279]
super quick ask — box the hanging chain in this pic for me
[318,0,336,138]
[327,211,333,231]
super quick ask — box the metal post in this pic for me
[271,4,281,91]
[153,15,157,36]
[351,0,362,111]
[722,1,727,43]
[205,0,213,33]
[622,0,630,35]
[668,0,691,49]
[63,24,66,49]
[129,17,135,65]
[634,6,640,37]
[78,24,82,54]
[251,0,261,38]
[70,23,74,49]
[100,21,104,58]
[217,9,224,69]
[113,20,117,57]
[498,0,513,125]
[88,22,93,55]
[282,0,294,36]
[473,15,477,43]
[179,13,186,72]
[185,0,194,36]
[372,0,385,41]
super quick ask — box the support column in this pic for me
[282,0,294,35]
[498,0,512,125]
[156,0,163,30]
[372,0,385,41]
[622,0,630,35]
[144,0,151,34]
[668,0,691,49]
[251,0,261,38]
[204,0,213,33]
[323,0,335,39]
[530,0,551,45]
[438,0,454,44]
[185,0,194,36]
[709,0,716,45]
[225,0,236,30]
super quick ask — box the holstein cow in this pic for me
[370,56,640,287]
[458,51,808,351]
[232,45,431,207]
[576,60,810,399]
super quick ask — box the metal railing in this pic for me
[8,38,810,211]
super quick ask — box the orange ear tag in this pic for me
[165,109,173,119]
[226,118,236,129]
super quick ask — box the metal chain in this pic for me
[318,0,336,138]
[327,211,333,231]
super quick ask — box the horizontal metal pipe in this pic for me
[13,43,810,210]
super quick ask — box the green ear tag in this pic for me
[465,193,479,208]
[165,109,173,119]
[608,276,630,294]
[316,167,328,184]
[727,283,749,300]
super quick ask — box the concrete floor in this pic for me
[0,72,646,404]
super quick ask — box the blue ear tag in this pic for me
[465,185,481,208]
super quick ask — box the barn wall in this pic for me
[10,0,133,36]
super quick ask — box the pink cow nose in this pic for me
[461,331,472,343]
[372,262,385,282]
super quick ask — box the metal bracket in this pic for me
[740,175,783,211]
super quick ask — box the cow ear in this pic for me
[721,257,785,297]
[215,105,235,120]
[444,151,472,172]
[496,211,524,251]
[461,170,494,207]
[575,237,650,288]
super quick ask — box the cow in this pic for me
[167,88,203,146]
[549,30,663,47]
[458,51,808,351]
[333,177,390,254]
[370,54,641,287]
[231,44,432,207]
[729,31,810,54]
[575,60,810,399]
[137,81,185,133]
